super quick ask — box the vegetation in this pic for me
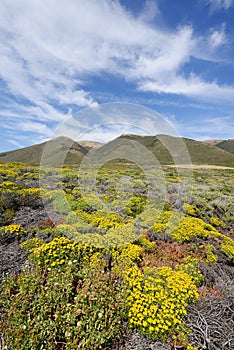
[0,161,233,349]
[216,139,234,154]
[1,134,234,166]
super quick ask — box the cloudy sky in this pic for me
[0,0,234,151]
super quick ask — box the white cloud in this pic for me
[210,26,228,48]
[17,121,54,137]
[0,0,233,146]
[138,73,234,102]
[8,139,24,149]
[177,115,234,139]
[207,0,234,11]
[138,0,160,23]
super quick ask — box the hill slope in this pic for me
[203,139,223,146]
[1,134,234,167]
[0,137,89,165]
[216,139,234,154]
[110,134,234,167]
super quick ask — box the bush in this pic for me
[124,265,199,341]
[1,224,26,238]
[0,263,127,349]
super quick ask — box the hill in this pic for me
[215,139,234,154]
[102,134,234,167]
[0,136,89,165]
[203,139,223,146]
[78,140,104,149]
[0,134,234,167]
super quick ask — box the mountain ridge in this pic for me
[0,134,234,167]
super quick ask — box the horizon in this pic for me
[1,0,234,152]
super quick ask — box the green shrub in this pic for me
[0,263,126,350]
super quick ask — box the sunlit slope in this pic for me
[1,134,234,167]
[98,134,234,167]
[216,139,234,154]
[0,137,89,165]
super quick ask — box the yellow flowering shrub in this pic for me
[66,209,125,232]
[76,194,103,211]
[138,207,161,228]
[71,233,106,249]
[20,238,44,252]
[2,224,25,237]
[28,237,89,268]
[182,204,200,217]
[210,216,226,228]
[205,244,218,264]
[136,234,156,252]
[112,243,143,277]
[149,210,180,236]
[124,265,199,340]
[176,257,203,286]
[105,224,138,248]
[221,236,234,262]
[19,188,41,197]
[172,217,218,242]
[0,181,19,190]
[90,210,125,230]
[66,209,92,225]
[56,224,77,236]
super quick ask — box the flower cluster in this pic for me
[124,265,199,340]
[0,181,19,190]
[20,238,44,252]
[221,236,234,262]
[136,234,156,252]
[210,216,226,228]
[3,224,25,237]
[90,210,125,230]
[172,217,218,242]
[205,243,218,264]
[29,237,89,268]
[176,257,203,286]
[182,203,200,217]
[112,243,143,277]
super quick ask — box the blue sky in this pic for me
[0,0,234,151]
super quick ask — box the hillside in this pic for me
[203,139,223,146]
[216,139,234,154]
[112,134,234,167]
[0,136,89,165]
[78,140,104,149]
[0,134,234,167]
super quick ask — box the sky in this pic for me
[0,0,234,151]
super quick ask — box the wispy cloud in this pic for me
[206,0,234,11]
[138,73,234,102]
[210,25,228,48]
[176,115,234,139]
[0,0,234,147]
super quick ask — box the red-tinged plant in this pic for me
[141,241,204,269]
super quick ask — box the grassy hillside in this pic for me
[79,140,104,149]
[0,137,88,165]
[1,134,234,167]
[203,139,222,146]
[113,134,234,167]
[216,139,234,154]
